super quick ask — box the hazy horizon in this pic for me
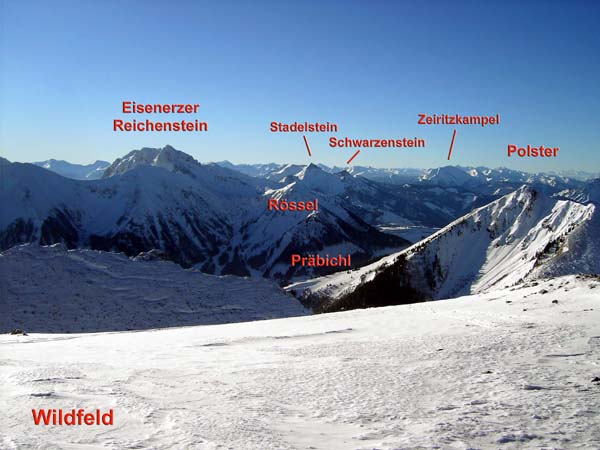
[7,144,600,176]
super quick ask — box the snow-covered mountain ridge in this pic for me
[29,155,595,187]
[288,186,599,311]
[219,161,590,190]
[1,147,409,282]
[33,159,109,180]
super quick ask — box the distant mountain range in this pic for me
[32,156,599,185]
[3,146,598,290]
[216,161,597,186]
[33,159,110,180]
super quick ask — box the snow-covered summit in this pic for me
[103,145,199,178]
[265,163,305,182]
[291,163,346,195]
[419,166,474,186]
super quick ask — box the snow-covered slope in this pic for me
[265,163,305,182]
[0,244,307,333]
[33,159,109,180]
[557,178,600,205]
[2,276,599,448]
[288,186,598,311]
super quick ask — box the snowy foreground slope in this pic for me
[2,276,599,449]
[0,244,307,333]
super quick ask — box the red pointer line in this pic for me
[447,129,457,160]
[303,135,312,157]
[347,150,361,165]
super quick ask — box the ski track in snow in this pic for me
[1,276,599,449]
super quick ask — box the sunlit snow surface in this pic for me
[2,276,599,449]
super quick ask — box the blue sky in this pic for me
[1,0,599,171]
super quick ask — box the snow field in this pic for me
[1,275,599,449]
